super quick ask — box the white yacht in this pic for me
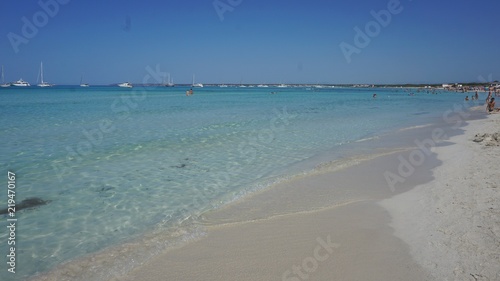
[37,62,52,87]
[118,82,133,88]
[192,74,203,88]
[12,79,30,87]
[0,66,10,87]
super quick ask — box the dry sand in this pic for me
[380,113,500,280]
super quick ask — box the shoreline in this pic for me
[121,200,432,281]
[115,148,439,280]
[29,101,492,281]
[113,108,494,280]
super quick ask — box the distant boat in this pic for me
[257,84,268,88]
[164,73,174,87]
[192,74,203,88]
[12,79,30,87]
[219,84,228,88]
[0,66,10,87]
[80,75,89,87]
[277,84,287,88]
[37,62,52,87]
[118,82,133,88]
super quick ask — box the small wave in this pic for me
[398,124,433,132]
[354,136,380,143]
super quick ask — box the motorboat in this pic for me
[12,79,30,87]
[118,82,133,88]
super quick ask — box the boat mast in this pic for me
[40,62,44,84]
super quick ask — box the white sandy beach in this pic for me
[380,112,500,280]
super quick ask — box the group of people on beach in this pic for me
[463,91,498,113]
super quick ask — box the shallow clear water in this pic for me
[0,86,471,279]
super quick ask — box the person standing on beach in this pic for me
[487,98,495,112]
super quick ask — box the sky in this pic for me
[1,0,499,85]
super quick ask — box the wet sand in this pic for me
[117,122,462,280]
[118,201,431,281]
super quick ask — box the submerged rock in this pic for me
[0,197,51,215]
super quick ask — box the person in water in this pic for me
[465,96,469,101]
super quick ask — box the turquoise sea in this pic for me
[0,86,475,280]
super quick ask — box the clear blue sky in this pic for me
[1,0,499,85]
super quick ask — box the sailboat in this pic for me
[0,66,11,87]
[167,77,174,87]
[80,75,89,87]
[37,62,52,87]
[164,73,174,87]
[192,74,203,88]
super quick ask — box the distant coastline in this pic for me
[1,82,499,90]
